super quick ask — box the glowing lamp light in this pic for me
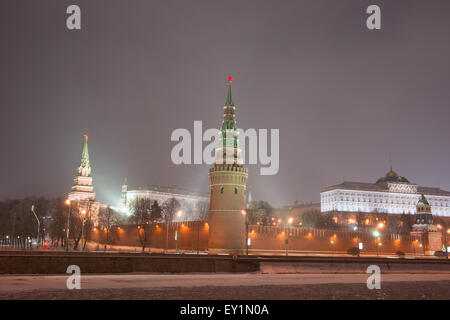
[377,222,385,229]
[372,230,380,238]
[330,240,334,244]
[177,210,182,218]
[241,210,246,215]
[288,217,293,224]
[65,199,70,205]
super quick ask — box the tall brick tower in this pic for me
[411,194,442,255]
[208,77,248,254]
[68,134,100,226]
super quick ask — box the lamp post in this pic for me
[330,240,335,256]
[372,230,380,257]
[30,205,40,249]
[80,209,86,251]
[241,210,249,256]
[176,210,182,253]
[285,217,293,256]
[197,221,200,254]
[65,199,71,252]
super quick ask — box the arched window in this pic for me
[220,187,224,194]
[234,187,238,194]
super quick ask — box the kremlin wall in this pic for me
[88,221,424,256]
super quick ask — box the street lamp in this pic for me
[372,230,381,256]
[285,217,293,256]
[176,210,182,253]
[65,199,71,252]
[80,209,87,251]
[330,240,335,256]
[30,205,40,249]
[242,210,248,256]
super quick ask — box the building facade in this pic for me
[208,77,248,253]
[321,167,450,217]
[68,134,100,225]
[120,182,209,219]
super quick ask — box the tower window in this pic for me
[220,187,224,194]
[234,187,238,194]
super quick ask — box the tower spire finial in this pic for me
[389,153,392,171]
[225,76,234,106]
[81,134,89,162]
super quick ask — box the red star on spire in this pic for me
[227,76,233,83]
[84,134,88,141]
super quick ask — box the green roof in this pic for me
[225,83,234,106]
[81,135,89,161]
[417,194,429,205]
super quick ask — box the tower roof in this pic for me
[417,194,429,206]
[77,134,91,177]
[376,166,409,184]
[247,186,253,205]
[81,134,89,161]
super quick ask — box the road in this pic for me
[0,272,449,299]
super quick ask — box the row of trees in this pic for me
[0,196,210,252]
[125,197,209,251]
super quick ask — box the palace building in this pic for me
[68,134,100,225]
[321,166,450,217]
[119,181,209,217]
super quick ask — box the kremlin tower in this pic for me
[68,134,100,226]
[208,77,248,254]
[411,194,442,255]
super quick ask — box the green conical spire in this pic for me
[81,134,89,161]
[225,76,234,106]
[418,194,429,205]
[77,134,91,177]
[247,188,253,205]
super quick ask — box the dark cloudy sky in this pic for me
[1,0,450,207]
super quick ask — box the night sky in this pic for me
[1,0,450,207]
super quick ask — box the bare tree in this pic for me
[48,198,67,248]
[150,201,162,223]
[98,206,122,248]
[161,198,180,252]
[197,201,209,221]
[129,198,152,252]
[162,198,180,223]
